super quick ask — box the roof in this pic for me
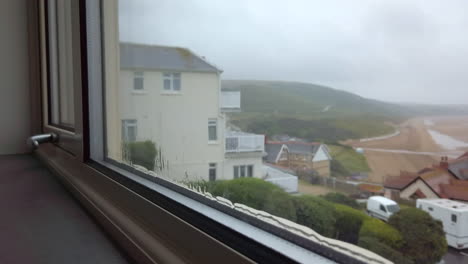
[120,42,221,73]
[383,172,418,189]
[358,184,383,193]
[368,196,397,206]
[420,168,454,194]
[449,155,468,180]
[439,185,468,202]
[266,141,321,155]
[264,143,285,163]
[418,199,468,211]
[263,163,297,179]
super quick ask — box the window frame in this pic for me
[121,119,137,142]
[209,163,217,181]
[208,118,218,142]
[29,1,383,264]
[162,72,181,92]
[133,71,144,91]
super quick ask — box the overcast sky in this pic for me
[119,0,468,104]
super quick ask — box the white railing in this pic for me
[225,134,264,153]
[221,91,241,111]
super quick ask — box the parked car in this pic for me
[417,199,468,249]
[366,196,400,221]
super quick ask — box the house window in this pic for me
[452,214,457,223]
[208,119,217,141]
[247,165,254,177]
[122,119,137,142]
[240,165,246,177]
[428,207,433,211]
[234,166,239,179]
[209,163,216,181]
[163,72,181,91]
[133,71,144,90]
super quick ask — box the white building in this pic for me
[119,43,264,181]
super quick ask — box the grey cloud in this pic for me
[119,0,468,104]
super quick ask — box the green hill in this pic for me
[222,80,468,142]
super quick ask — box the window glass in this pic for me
[133,71,144,90]
[452,214,457,223]
[98,1,464,262]
[46,0,75,129]
[247,165,253,177]
[208,119,217,141]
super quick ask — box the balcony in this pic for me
[225,131,264,153]
[221,91,241,112]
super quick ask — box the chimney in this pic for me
[440,156,449,169]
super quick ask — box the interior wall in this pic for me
[0,0,31,154]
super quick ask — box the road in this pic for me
[442,248,468,264]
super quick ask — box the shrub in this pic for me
[358,236,413,264]
[123,140,157,171]
[333,204,369,244]
[209,178,297,221]
[359,218,403,249]
[292,196,337,237]
[388,208,447,264]
[322,192,360,209]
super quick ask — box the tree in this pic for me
[388,208,447,264]
[358,237,413,264]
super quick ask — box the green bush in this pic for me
[359,218,403,249]
[358,236,413,264]
[123,140,157,171]
[292,196,337,237]
[388,208,447,264]
[209,178,297,221]
[322,192,360,209]
[333,204,369,244]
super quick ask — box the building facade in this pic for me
[118,43,264,181]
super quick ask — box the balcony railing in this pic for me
[221,91,241,112]
[225,134,264,153]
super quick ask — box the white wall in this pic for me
[400,179,439,199]
[223,155,264,180]
[0,0,31,154]
[263,165,299,193]
[119,70,225,181]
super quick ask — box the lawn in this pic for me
[329,144,371,175]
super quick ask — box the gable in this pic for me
[312,145,332,162]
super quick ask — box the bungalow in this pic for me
[384,154,468,202]
[264,137,331,177]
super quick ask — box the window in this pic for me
[208,119,217,141]
[428,207,433,211]
[240,166,246,177]
[380,204,387,212]
[209,163,216,181]
[247,165,253,177]
[234,166,239,179]
[452,214,457,223]
[122,119,137,142]
[133,71,144,90]
[163,73,181,91]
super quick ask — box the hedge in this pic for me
[209,178,297,221]
[358,236,413,264]
[322,192,360,209]
[123,140,157,171]
[292,196,337,237]
[334,204,369,244]
[359,218,403,249]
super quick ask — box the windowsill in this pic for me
[208,141,218,145]
[131,90,148,95]
[161,91,182,96]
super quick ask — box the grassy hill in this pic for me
[223,80,468,142]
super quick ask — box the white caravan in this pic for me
[367,196,400,221]
[417,199,468,249]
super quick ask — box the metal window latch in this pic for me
[27,133,59,149]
